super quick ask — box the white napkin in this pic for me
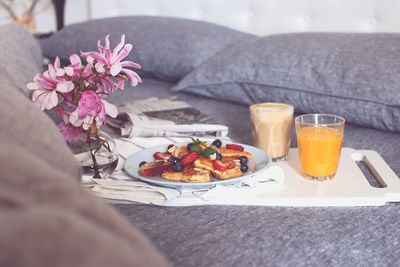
[88,178,181,205]
[194,165,285,204]
[84,166,285,206]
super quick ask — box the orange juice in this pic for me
[297,127,343,178]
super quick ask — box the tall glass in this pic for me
[250,103,294,161]
[295,114,345,181]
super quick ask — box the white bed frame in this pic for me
[61,0,400,35]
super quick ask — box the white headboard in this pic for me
[71,0,400,35]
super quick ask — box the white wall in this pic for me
[2,0,400,35]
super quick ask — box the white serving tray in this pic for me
[267,148,400,206]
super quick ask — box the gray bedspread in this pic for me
[110,79,400,267]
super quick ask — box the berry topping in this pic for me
[239,156,248,165]
[213,160,236,172]
[240,164,249,173]
[180,152,200,165]
[212,139,222,148]
[139,161,147,167]
[172,163,184,172]
[169,156,180,165]
[215,152,222,160]
[140,161,172,177]
[187,143,194,150]
[226,144,244,151]
[153,152,172,161]
[167,144,177,153]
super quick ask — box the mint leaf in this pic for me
[190,144,203,154]
[203,147,216,158]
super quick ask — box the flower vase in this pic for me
[70,131,119,179]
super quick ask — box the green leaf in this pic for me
[203,147,217,158]
[190,137,204,145]
[190,144,203,154]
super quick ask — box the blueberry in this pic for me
[239,156,248,165]
[215,152,222,160]
[240,164,249,173]
[172,163,184,172]
[212,139,222,148]
[187,143,194,150]
[139,161,146,167]
[169,156,180,165]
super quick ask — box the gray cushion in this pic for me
[0,71,82,179]
[0,139,171,267]
[40,16,253,82]
[0,23,43,96]
[173,33,400,132]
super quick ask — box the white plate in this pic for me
[124,142,270,190]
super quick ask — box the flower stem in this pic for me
[87,132,101,178]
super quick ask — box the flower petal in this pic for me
[111,44,132,65]
[82,64,93,78]
[102,99,118,118]
[95,62,105,73]
[56,81,74,93]
[120,60,141,69]
[121,69,142,86]
[45,90,59,110]
[81,51,107,64]
[110,63,122,76]
[56,68,65,77]
[70,54,81,64]
[54,57,61,69]
[64,66,74,76]
[113,34,125,55]
[48,63,57,80]
[104,34,110,49]
[69,110,82,126]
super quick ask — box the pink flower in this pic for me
[65,54,94,79]
[58,123,85,143]
[69,90,118,130]
[27,57,74,110]
[81,35,142,88]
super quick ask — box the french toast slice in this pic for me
[193,156,214,172]
[171,146,189,158]
[161,171,183,182]
[162,166,211,183]
[218,147,254,159]
[212,166,243,180]
[182,167,211,183]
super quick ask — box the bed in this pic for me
[4,0,400,266]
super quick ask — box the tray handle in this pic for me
[351,150,400,202]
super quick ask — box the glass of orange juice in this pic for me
[295,114,345,181]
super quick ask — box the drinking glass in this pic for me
[295,114,345,181]
[250,103,294,161]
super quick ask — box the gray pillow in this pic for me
[0,23,43,96]
[173,33,400,132]
[0,74,82,179]
[0,140,171,267]
[40,16,253,82]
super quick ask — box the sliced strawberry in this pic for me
[167,144,175,150]
[226,144,244,151]
[140,161,171,177]
[180,152,200,165]
[167,144,177,153]
[153,152,172,161]
[213,160,236,172]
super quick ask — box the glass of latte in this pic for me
[250,103,294,161]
